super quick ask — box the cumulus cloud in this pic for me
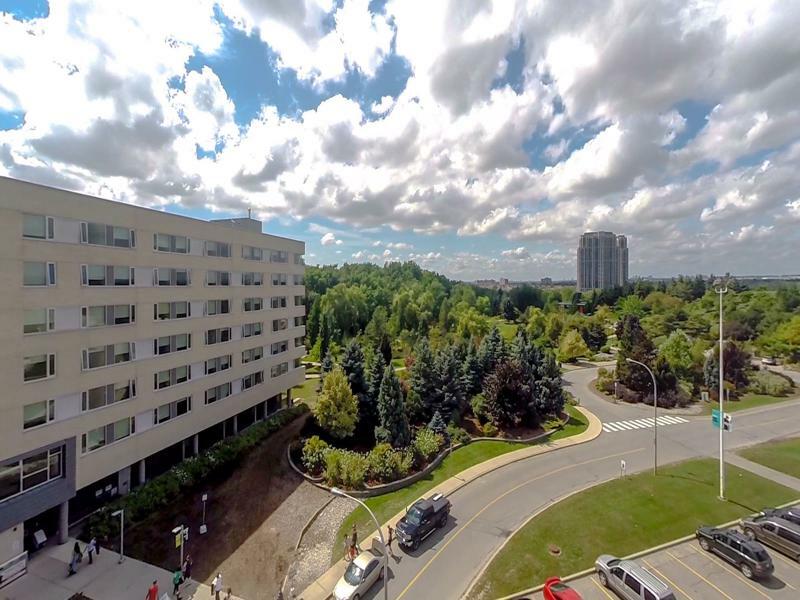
[320,232,340,246]
[501,247,530,259]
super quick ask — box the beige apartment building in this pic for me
[0,176,306,576]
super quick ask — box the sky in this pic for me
[1,0,799,281]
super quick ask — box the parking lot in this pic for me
[530,534,800,600]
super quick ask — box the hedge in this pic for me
[86,405,308,540]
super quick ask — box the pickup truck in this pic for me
[395,492,450,551]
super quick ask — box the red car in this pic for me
[543,576,582,600]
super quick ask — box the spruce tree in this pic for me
[341,340,367,396]
[428,410,447,437]
[435,345,466,421]
[461,342,482,397]
[478,327,506,379]
[409,338,438,418]
[375,365,411,447]
[366,350,386,407]
[319,312,332,360]
[502,297,516,321]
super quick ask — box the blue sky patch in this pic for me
[0,0,48,21]
[668,99,714,150]
[0,109,24,130]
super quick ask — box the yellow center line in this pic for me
[642,558,696,600]
[666,549,735,600]
[685,546,773,600]
[591,576,617,600]
[394,447,646,600]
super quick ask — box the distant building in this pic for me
[540,277,553,286]
[577,231,628,291]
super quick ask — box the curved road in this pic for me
[352,365,800,600]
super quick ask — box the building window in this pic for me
[82,343,134,370]
[154,365,191,390]
[242,271,264,286]
[24,307,55,334]
[81,304,136,328]
[205,382,232,405]
[154,233,189,253]
[293,274,304,285]
[205,299,230,316]
[271,341,288,355]
[204,240,231,257]
[272,273,287,286]
[24,353,56,382]
[0,448,63,501]
[270,362,289,378]
[242,371,264,390]
[23,261,56,286]
[82,380,135,411]
[242,346,263,364]
[242,245,263,261]
[294,253,304,265]
[23,214,54,240]
[294,357,302,369]
[270,250,288,263]
[243,297,263,312]
[206,270,230,286]
[271,296,287,309]
[272,318,288,332]
[153,396,192,425]
[204,354,231,375]
[81,265,135,286]
[154,268,190,286]
[242,322,263,338]
[81,418,135,453]
[294,295,305,306]
[154,301,190,320]
[205,327,232,345]
[23,399,55,429]
[294,336,305,348]
[154,333,191,355]
[80,222,135,248]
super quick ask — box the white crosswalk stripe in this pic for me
[602,415,689,433]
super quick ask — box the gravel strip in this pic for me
[285,497,353,596]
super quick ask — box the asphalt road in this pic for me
[355,365,800,600]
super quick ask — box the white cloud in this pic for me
[787,199,800,220]
[320,232,338,246]
[382,248,392,257]
[501,247,530,259]
[386,241,413,250]
[371,95,395,115]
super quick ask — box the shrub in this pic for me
[596,367,615,395]
[565,391,579,406]
[446,423,471,446]
[470,394,489,423]
[367,443,410,483]
[302,436,330,475]
[324,449,369,489]
[481,422,498,437]
[413,428,443,463]
[748,369,794,396]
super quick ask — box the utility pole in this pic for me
[714,280,728,500]
[626,358,658,475]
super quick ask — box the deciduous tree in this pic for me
[314,367,358,439]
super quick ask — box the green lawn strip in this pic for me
[740,437,800,479]
[489,317,519,341]
[331,405,588,565]
[468,458,798,600]
[292,378,320,408]
[700,392,799,415]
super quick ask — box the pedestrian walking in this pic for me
[350,524,359,559]
[211,572,223,600]
[173,567,183,596]
[87,537,97,564]
[145,580,159,600]
[182,554,193,581]
[386,525,395,557]
[343,534,351,561]
[68,541,82,576]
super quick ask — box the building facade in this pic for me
[0,177,306,569]
[577,231,628,291]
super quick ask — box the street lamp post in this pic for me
[171,525,187,571]
[331,487,389,600]
[111,509,124,564]
[626,358,658,475]
[714,280,728,500]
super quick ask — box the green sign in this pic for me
[711,409,732,431]
[711,408,720,428]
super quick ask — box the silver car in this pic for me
[741,515,800,560]
[596,555,676,600]
[333,547,385,600]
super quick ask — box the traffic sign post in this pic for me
[711,409,732,431]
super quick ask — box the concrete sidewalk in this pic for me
[298,406,602,600]
[2,537,244,600]
[727,453,800,493]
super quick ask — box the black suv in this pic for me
[696,526,773,579]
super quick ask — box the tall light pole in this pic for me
[171,524,187,571]
[331,487,388,600]
[626,358,658,475]
[111,509,124,564]
[714,280,728,500]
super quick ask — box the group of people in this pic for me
[67,536,98,576]
[343,524,396,561]
[146,564,232,600]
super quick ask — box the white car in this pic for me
[761,357,778,366]
[333,547,385,600]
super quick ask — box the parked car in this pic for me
[395,492,450,551]
[333,539,386,600]
[595,555,676,600]
[761,356,778,366]
[696,527,773,579]
[741,514,800,560]
[762,505,800,527]
[543,576,583,600]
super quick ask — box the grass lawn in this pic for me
[740,437,800,479]
[331,405,588,565]
[292,377,320,408]
[468,458,799,600]
[391,357,406,369]
[700,391,798,415]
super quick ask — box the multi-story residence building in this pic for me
[577,231,629,291]
[0,177,306,572]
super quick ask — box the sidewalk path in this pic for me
[298,405,602,600]
[727,453,800,493]
[3,538,244,600]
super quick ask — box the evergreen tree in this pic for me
[321,350,334,377]
[410,338,438,418]
[502,297,516,321]
[341,340,367,396]
[428,410,447,437]
[478,327,506,380]
[531,350,565,417]
[319,311,332,360]
[483,359,529,427]
[615,315,656,395]
[307,298,321,345]
[366,350,386,406]
[435,345,466,421]
[461,342,482,397]
[378,332,393,366]
[375,365,411,447]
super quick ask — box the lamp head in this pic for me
[171,526,182,534]
[112,510,123,517]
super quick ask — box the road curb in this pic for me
[491,497,800,600]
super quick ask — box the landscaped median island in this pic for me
[330,404,588,565]
[740,436,800,479]
[466,457,799,600]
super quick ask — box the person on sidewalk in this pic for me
[350,524,359,559]
[386,525,395,558]
[67,541,82,576]
[211,572,223,600]
[87,537,97,564]
[343,534,351,561]
[182,554,193,581]
[145,580,159,600]
[173,567,183,596]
